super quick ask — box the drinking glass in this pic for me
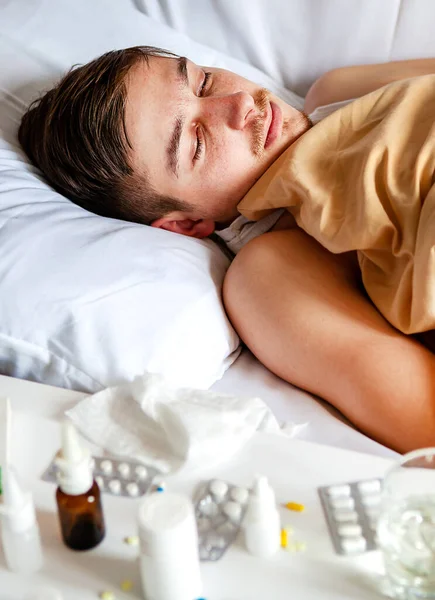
[377,448,435,599]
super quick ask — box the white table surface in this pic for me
[0,375,396,599]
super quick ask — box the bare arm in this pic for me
[304,58,435,113]
[224,230,435,453]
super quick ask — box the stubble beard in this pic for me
[251,88,313,158]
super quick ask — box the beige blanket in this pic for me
[238,75,435,334]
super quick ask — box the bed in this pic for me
[2,0,435,461]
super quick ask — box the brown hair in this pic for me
[18,46,193,224]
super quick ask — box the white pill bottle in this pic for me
[138,492,203,600]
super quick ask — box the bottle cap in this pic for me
[245,475,276,519]
[138,492,199,559]
[55,421,93,496]
[0,466,36,533]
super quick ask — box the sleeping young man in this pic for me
[18,46,435,453]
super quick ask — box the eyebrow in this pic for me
[166,56,190,177]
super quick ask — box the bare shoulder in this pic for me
[304,58,435,114]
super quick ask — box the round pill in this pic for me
[108,479,121,494]
[135,465,148,480]
[357,479,381,495]
[230,486,249,504]
[223,501,242,522]
[126,482,139,497]
[330,496,355,510]
[341,536,367,554]
[210,480,228,499]
[95,476,105,490]
[361,494,381,508]
[338,523,363,537]
[333,509,359,523]
[326,484,351,498]
[118,462,130,478]
[100,460,113,475]
[198,497,219,517]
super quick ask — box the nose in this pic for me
[202,91,256,130]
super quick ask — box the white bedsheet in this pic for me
[213,351,398,460]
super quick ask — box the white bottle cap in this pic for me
[138,492,203,600]
[55,421,93,496]
[0,466,36,533]
[246,475,276,519]
[138,492,199,558]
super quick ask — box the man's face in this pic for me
[124,56,310,236]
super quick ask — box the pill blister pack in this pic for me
[195,479,251,562]
[318,478,382,556]
[42,455,160,498]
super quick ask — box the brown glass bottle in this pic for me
[56,481,105,551]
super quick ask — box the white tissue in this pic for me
[66,373,285,474]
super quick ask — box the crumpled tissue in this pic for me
[66,373,301,474]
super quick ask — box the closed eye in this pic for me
[199,71,212,96]
[193,71,212,163]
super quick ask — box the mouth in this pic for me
[264,101,282,149]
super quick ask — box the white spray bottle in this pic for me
[0,466,43,573]
[243,475,281,558]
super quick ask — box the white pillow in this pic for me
[0,0,300,393]
[139,0,400,96]
[0,137,241,392]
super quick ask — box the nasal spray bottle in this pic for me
[243,475,281,558]
[55,421,105,551]
[0,466,43,574]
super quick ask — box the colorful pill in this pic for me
[285,502,305,512]
[281,528,288,548]
[123,535,139,546]
[99,591,115,600]
[293,541,306,553]
[120,580,133,592]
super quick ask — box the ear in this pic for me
[151,216,215,239]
